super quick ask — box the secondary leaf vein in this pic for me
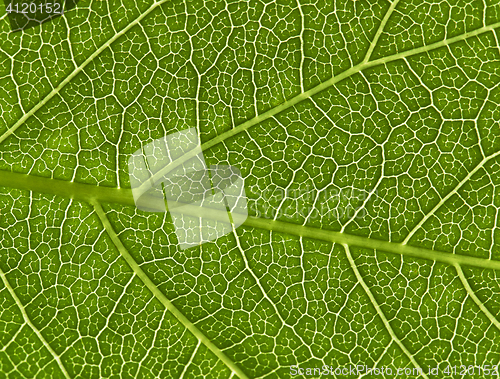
[92,201,250,379]
[342,244,429,379]
[0,266,71,379]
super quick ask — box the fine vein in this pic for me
[92,202,250,379]
[0,0,171,144]
[0,266,71,379]
[402,149,500,245]
[2,14,500,165]
[363,0,401,63]
[135,20,500,189]
[343,244,429,379]
[2,171,500,272]
[454,263,500,332]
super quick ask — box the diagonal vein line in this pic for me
[230,225,319,361]
[2,9,500,165]
[454,263,500,332]
[358,341,394,379]
[244,217,500,271]
[177,339,201,379]
[402,149,500,245]
[342,244,429,379]
[0,0,171,145]
[134,307,169,379]
[363,0,401,63]
[0,4,499,376]
[134,21,500,190]
[199,20,500,150]
[92,201,250,379]
[0,321,23,353]
[2,170,500,271]
[0,266,71,379]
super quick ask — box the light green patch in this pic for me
[1,0,500,378]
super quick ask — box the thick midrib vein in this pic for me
[2,170,500,272]
[1,4,498,375]
[92,202,250,379]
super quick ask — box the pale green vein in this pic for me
[92,201,250,379]
[2,170,500,272]
[0,267,71,379]
[137,20,500,190]
[342,244,429,379]
[454,263,500,332]
[178,339,201,379]
[297,0,306,93]
[358,341,394,379]
[230,224,317,361]
[369,20,500,66]
[2,13,500,172]
[134,307,169,379]
[196,20,500,154]
[363,0,401,63]
[245,216,500,271]
[0,0,171,144]
[402,149,500,245]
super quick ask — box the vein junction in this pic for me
[1,170,499,271]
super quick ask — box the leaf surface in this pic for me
[1,0,500,378]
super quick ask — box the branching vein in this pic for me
[0,266,71,379]
[92,201,250,379]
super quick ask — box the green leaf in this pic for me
[1,0,500,378]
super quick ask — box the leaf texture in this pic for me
[1,0,500,378]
